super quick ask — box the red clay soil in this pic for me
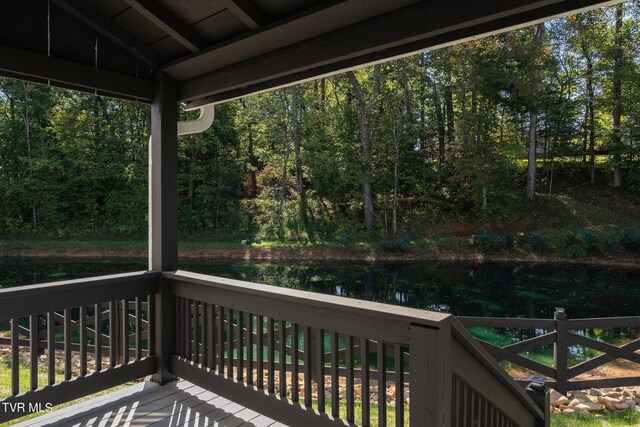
[4,245,640,268]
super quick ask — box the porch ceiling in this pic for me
[0,0,623,105]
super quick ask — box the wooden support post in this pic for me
[150,71,178,384]
[409,322,452,426]
[553,308,568,395]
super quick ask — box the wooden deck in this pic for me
[13,380,283,427]
[0,271,546,426]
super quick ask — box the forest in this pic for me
[1,2,639,245]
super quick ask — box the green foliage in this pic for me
[516,231,550,252]
[378,236,411,252]
[240,236,262,247]
[620,230,640,253]
[335,234,354,246]
[1,3,640,241]
[565,231,617,258]
[472,233,515,254]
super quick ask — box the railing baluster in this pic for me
[292,322,299,403]
[135,297,142,360]
[394,344,404,427]
[80,306,87,375]
[177,298,183,357]
[227,308,234,377]
[109,302,117,368]
[346,336,355,423]
[207,304,215,369]
[331,332,339,418]
[238,311,245,382]
[65,308,73,378]
[378,341,387,425]
[304,326,312,408]
[257,315,264,389]
[247,313,254,385]
[95,304,102,372]
[121,299,128,364]
[48,312,55,385]
[463,378,469,426]
[217,305,224,374]
[279,320,286,397]
[11,317,19,395]
[178,297,183,357]
[485,394,490,426]
[30,314,38,391]
[193,300,200,365]
[361,337,370,426]
[469,390,478,425]
[268,317,275,393]
[186,299,193,361]
[317,328,325,413]
[147,293,155,357]
[204,303,212,368]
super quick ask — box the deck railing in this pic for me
[0,270,546,426]
[0,271,160,424]
[460,308,640,394]
[165,270,544,427]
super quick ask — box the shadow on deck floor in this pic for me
[12,379,284,427]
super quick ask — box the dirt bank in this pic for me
[3,244,639,268]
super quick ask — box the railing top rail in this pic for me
[0,270,160,296]
[458,316,555,329]
[568,316,640,329]
[0,271,161,320]
[166,270,451,342]
[459,315,640,330]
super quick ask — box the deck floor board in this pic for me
[12,380,285,427]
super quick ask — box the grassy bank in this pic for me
[1,230,639,267]
[1,186,639,265]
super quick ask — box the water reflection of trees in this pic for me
[181,261,640,318]
[5,260,639,319]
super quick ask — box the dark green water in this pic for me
[2,257,639,366]
[1,257,639,319]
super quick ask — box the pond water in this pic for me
[2,257,639,319]
[2,257,639,367]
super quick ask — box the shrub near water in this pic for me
[472,232,516,254]
[620,230,640,253]
[516,231,550,252]
[565,231,617,258]
[378,236,411,252]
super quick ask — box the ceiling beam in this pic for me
[162,0,347,80]
[122,0,206,52]
[178,0,622,105]
[0,44,154,102]
[225,0,269,29]
[51,0,161,67]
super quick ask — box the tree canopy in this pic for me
[1,2,639,241]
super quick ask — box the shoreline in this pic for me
[2,245,639,268]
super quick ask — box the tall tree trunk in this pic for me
[526,111,538,200]
[548,139,555,198]
[392,143,399,235]
[583,42,596,184]
[526,23,545,201]
[612,4,623,188]
[346,65,381,232]
[291,87,308,228]
[187,150,198,205]
[582,105,588,163]
[241,99,258,197]
[433,83,446,165]
[277,136,291,241]
[22,82,36,227]
[444,72,455,145]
